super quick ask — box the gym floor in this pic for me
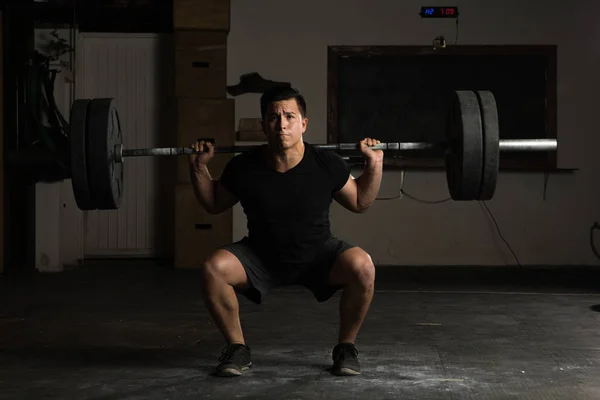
[1,262,600,399]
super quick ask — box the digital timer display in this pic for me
[420,6,459,18]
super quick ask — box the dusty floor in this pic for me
[1,262,600,399]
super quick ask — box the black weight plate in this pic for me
[475,91,500,200]
[445,90,483,200]
[87,98,124,210]
[69,99,95,210]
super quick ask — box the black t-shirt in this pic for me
[219,142,351,267]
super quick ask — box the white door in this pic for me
[77,33,172,257]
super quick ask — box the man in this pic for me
[188,87,383,377]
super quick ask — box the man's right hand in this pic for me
[189,140,214,170]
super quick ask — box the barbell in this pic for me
[68,90,557,211]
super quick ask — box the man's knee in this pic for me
[201,253,224,280]
[201,250,249,288]
[351,251,376,287]
[331,248,376,287]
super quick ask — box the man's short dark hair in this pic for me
[260,87,307,119]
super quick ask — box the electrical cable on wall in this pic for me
[455,18,459,44]
[376,170,523,266]
[376,170,451,202]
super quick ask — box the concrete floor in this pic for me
[1,262,600,399]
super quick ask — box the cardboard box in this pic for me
[173,0,230,31]
[174,184,233,269]
[175,31,227,98]
[236,117,264,141]
[176,97,234,142]
[176,98,235,182]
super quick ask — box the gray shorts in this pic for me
[220,236,355,304]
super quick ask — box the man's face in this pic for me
[262,99,307,150]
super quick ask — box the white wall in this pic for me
[76,33,172,258]
[227,0,600,266]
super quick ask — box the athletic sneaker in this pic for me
[215,343,252,377]
[331,342,361,376]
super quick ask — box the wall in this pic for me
[33,31,174,271]
[227,0,600,266]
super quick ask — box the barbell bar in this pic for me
[116,139,557,160]
[68,90,558,211]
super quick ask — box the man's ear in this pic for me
[302,117,308,132]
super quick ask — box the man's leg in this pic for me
[301,239,375,375]
[201,249,253,377]
[328,247,376,345]
[201,249,249,345]
[202,239,276,376]
[201,240,276,377]
[305,244,374,376]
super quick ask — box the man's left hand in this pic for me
[359,137,384,163]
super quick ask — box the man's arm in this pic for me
[334,158,383,213]
[189,163,239,214]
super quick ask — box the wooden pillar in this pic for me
[172,0,233,268]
